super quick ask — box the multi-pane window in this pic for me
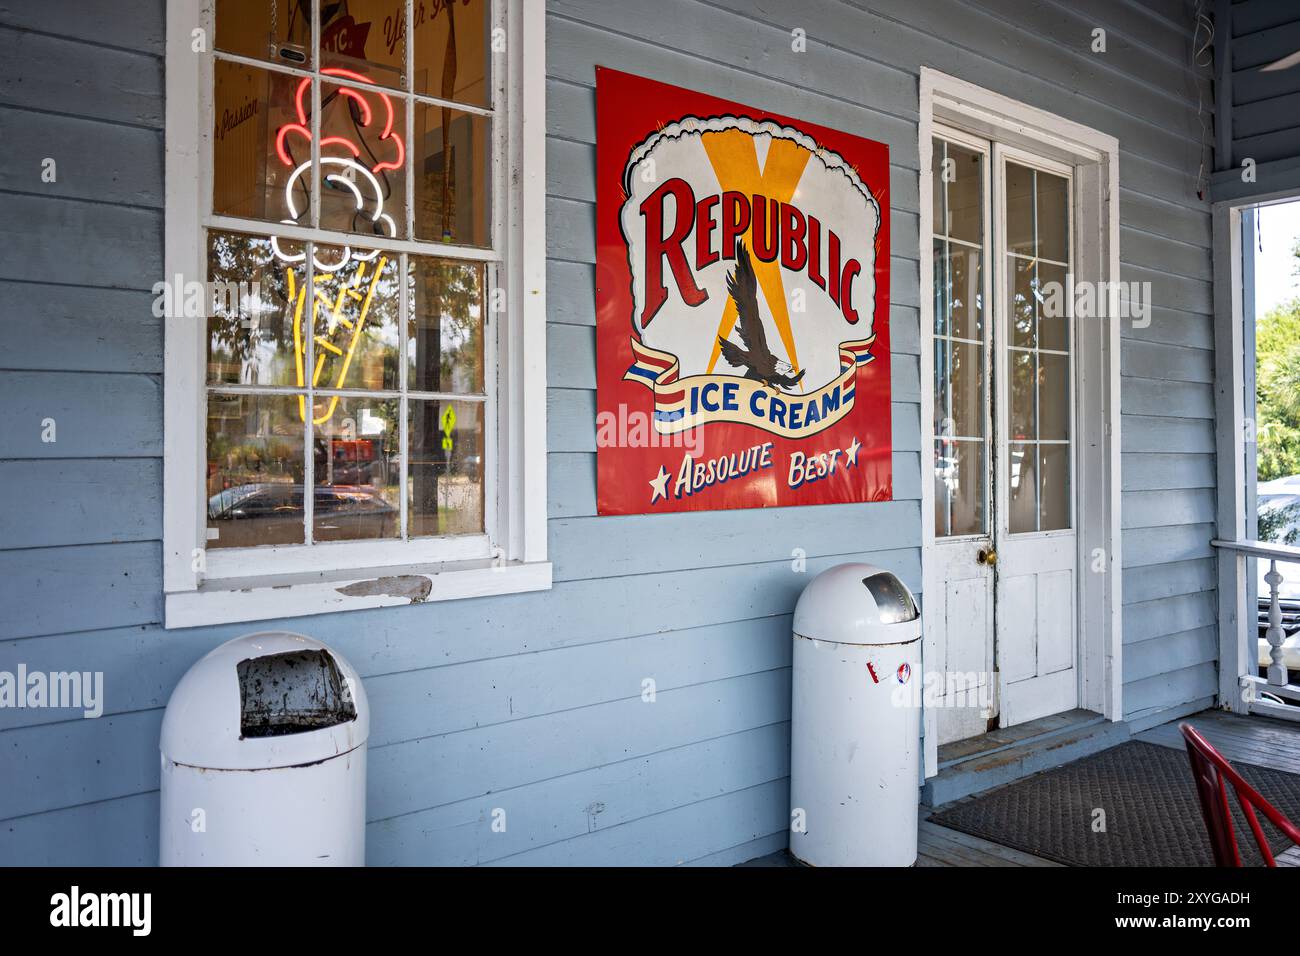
[205,0,494,553]
[932,137,989,537]
[1004,160,1072,533]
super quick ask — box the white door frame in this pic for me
[919,69,1123,779]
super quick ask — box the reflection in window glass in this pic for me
[932,138,987,538]
[312,397,401,542]
[207,231,302,387]
[409,399,485,537]
[308,245,401,396]
[414,104,491,246]
[935,439,985,537]
[1004,161,1071,533]
[409,257,485,394]
[207,393,306,549]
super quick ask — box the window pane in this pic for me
[934,439,985,537]
[1035,170,1070,263]
[1038,353,1071,441]
[1037,262,1069,351]
[945,144,983,244]
[948,244,983,340]
[312,397,400,542]
[207,393,306,549]
[939,341,984,440]
[318,78,407,240]
[1039,444,1071,531]
[933,237,950,337]
[1005,162,1035,257]
[216,0,313,67]
[213,61,306,224]
[1007,442,1037,534]
[1009,350,1036,441]
[413,0,491,106]
[1009,255,1037,349]
[307,245,401,394]
[409,257,486,394]
[318,0,406,91]
[414,104,491,246]
[409,399,485,537]
[207,231,302,387]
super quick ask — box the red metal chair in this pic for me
[1180,722,1300,866]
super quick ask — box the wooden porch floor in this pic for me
[742,709,1300,866]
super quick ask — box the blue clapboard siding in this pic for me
[0,0,1216,866]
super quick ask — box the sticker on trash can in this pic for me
[896,662,911,685]
[867,662,880,684]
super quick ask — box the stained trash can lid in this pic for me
[793,563,920,645]
[160,631,369,771]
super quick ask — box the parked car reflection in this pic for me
[208,482,398,547]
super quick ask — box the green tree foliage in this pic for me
[1257,285,1300,482]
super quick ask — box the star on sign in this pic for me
[648,465,671,504]
[845,437,862,467]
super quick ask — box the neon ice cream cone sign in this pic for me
[271,68,404,423]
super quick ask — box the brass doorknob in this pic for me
[977,548,997,566]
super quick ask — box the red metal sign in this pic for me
[596,68,893,515]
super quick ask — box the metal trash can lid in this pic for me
[793,563,920,646]
[160,631,369,771]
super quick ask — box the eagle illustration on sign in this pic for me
[596,68,892,515]
[719,242,807,390]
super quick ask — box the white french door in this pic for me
[929,128,1079,745]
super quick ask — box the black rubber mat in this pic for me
[928,740,1300,866]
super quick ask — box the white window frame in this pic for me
[163,0,549,628]
[919,69,1123,777]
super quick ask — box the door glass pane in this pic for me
[1007,441,1037,534]
[1039,445,1071,531]
[1009,351,1036,441]
[1002,157,1071,534]
[948,245,983,340]
[1005,162,1035,256]
[933,237,950,336]
[945,144,983,244]
[932,137,988,538]
[1038,353,1070,441]
[946,341,984,440]
[935,440,985,537]
[1035,171,1070,263]
[1037,262,1069,351]
[1009,255,1037,349]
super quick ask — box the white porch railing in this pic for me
[1212,538,1300,722]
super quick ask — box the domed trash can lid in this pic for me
[793,563,919,645]
[160,631,369,771]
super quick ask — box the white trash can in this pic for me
[160,631,369,866]
[789,564,922,866]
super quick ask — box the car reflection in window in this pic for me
[208,482,397,547]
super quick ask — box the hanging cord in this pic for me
[1193,0,1215,200]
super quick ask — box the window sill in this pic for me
[164,559,552,629]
